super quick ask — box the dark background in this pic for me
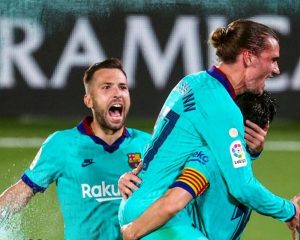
[0,1,300,119]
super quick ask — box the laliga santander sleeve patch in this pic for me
[230,140,247,168]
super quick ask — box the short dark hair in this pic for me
[83,58,127,89]
[236,91,277,128]
[209,19,279,63]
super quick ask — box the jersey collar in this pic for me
[77,116,130,153]
[207,66,236,100]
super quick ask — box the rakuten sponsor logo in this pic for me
[81,182,122,202]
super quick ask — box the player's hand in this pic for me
[244,120,269,154]
[287,194,300,238]
[118,163,142,199]
[121,223,138,240]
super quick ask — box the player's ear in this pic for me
[84,94,93,109]
[243,50,254,67]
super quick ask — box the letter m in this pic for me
[123,15,202,89]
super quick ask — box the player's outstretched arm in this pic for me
[0,180,34,220]
[121,187,193,240]
[198,92,296,222]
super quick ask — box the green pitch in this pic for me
[0,117,299,239]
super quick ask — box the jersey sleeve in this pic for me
[169,151,210,198]
[22,132,65,193]
[247,146,261,161]
[194,89,295,222]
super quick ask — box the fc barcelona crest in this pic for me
[127,153,142,169]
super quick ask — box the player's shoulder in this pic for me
[126,128,151,141]
[43,127,78,145]
[181,70,223,92]
[182,70,206,82]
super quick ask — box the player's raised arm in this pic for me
[198,94,297,223]
[0,180,34,221]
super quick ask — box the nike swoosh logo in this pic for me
[81,161,95,167]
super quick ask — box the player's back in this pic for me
[119,69,239,226]
[134,76,205,196]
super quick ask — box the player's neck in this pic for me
[90,121,124,145]
[218,61,246,96]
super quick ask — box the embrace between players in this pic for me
[118,19,300,240]
[119,91,292,240]
[0,19,299,240]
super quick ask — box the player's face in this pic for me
[244,37,280,94]
[85,68,130,132]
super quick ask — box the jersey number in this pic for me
[143,110,180,170]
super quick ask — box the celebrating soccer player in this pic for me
[0,58,151,240]
[118,19,300,240]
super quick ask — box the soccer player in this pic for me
[118,19,300,239]
[0,58,151,240]
[186,91,280,240]
[118,91,281,240]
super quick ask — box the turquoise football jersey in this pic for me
[183,146,251,240]
[22,117,150,240]
[119,67,295,235]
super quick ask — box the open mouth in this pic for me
[109,104,123,118]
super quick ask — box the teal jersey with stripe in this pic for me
[184,146,251,240]
[22,117,150,240]
[119,67,295,232]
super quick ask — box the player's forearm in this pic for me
[211,139,294,221]
[124,196,178,239]
[213,149,294,221]
[0,180,33,215]
[123,188,190,239]
[227,177,295,221]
